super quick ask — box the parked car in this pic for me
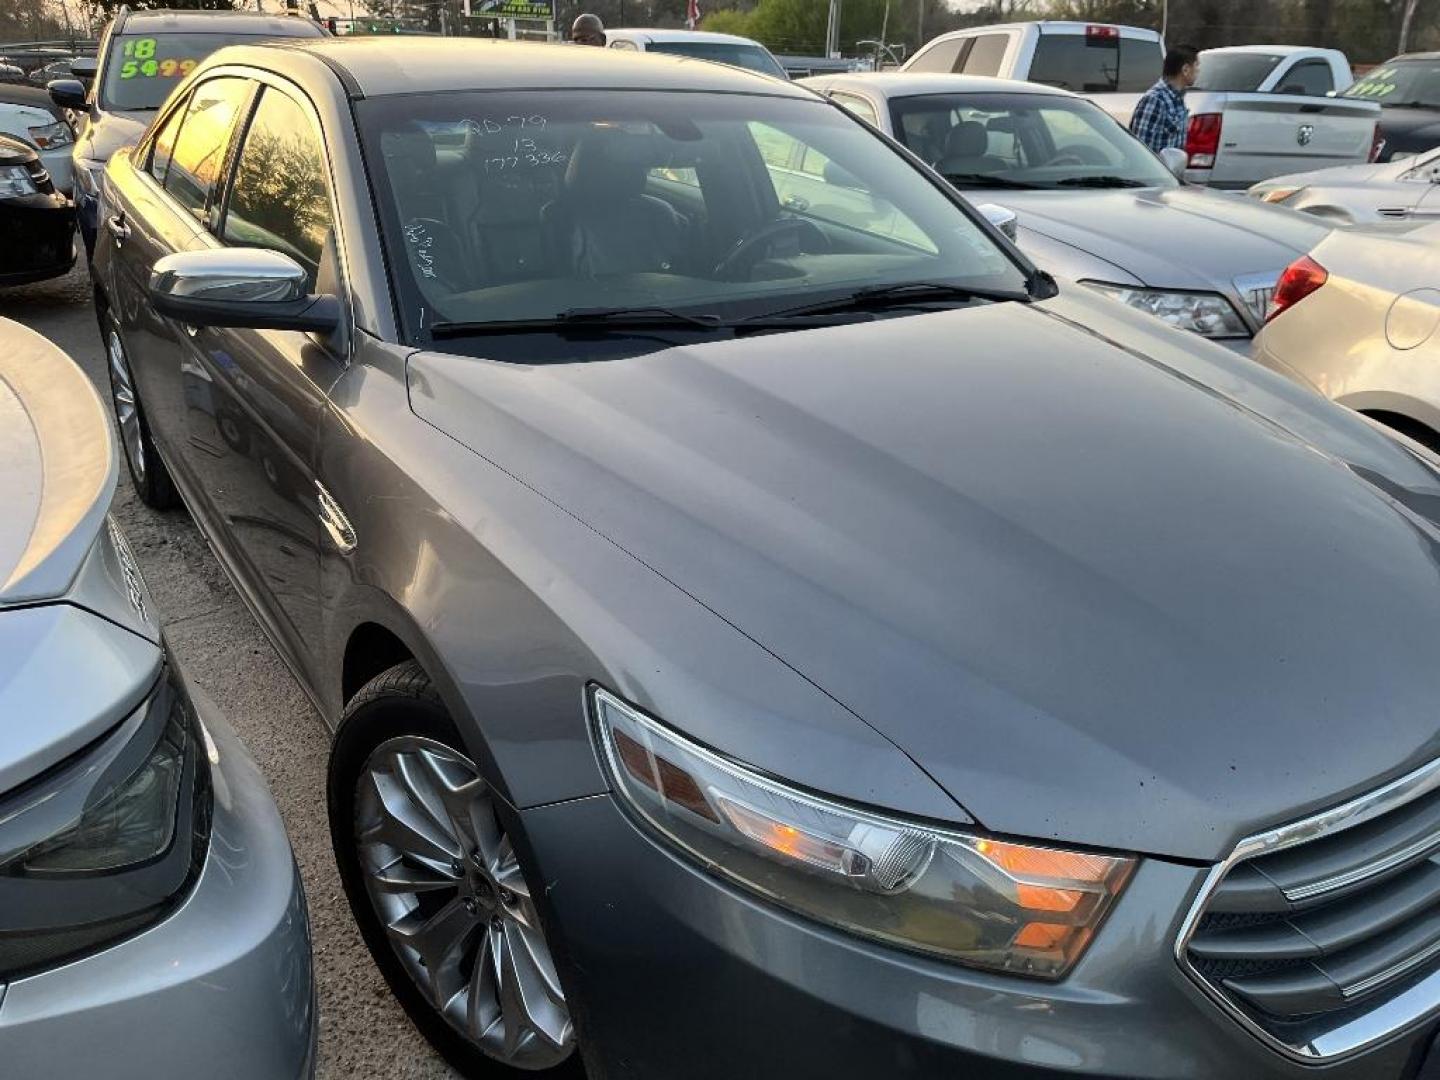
[1195,44,1353,96]
[604,28,786,78]
[28,59,77,86]
[0,93,73,193]
[1249,144,1440,222]
[92,34,1440,1080]
[905,22,1381,187]
[47,7,324,260]
[1343,52,1440,161]
[0,134,74,286]
[803,72,1331,349]
[1254,221,1440,450]
[0,317,315,1079]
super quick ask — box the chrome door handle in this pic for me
[106,214,130,240]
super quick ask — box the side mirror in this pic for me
[69,57,98,79]
[48,78,87,111]
[148,249,341,333]
[975,202,1018,241]
[1158,146,1188,180]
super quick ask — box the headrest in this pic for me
[564,127,663,199]
[381,122,437,176]
[944,120,988,158]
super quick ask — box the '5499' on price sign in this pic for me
[118,37,199,80]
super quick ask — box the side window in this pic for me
[222,86,334,288]
[147,93,188,185]
[163,77,251,223]
[1278,60,1334,97]
[908,38,965,74]
[832,92,879,127]
[961,34,1008,76]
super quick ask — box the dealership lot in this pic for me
[0,266,455,1080]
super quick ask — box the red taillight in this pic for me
[1369,122,1385,163]
[1085,24,1119,39]
[1186,113,1222,169]
[1266,256,1328,323]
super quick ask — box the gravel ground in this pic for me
[0,265,458,1080]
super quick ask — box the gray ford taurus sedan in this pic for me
[0,318,314,1078]
[94,36,1440,1080]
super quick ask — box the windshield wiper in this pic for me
[938,173,1041,189]
[747,280,1036,323]
[429,305,728,339]
[1053,175,1150,189]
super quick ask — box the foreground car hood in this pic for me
[985,186,1329,289]
[410,293,1440,860]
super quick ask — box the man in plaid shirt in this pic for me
[1129,46,1200,152]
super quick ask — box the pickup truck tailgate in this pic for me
[1193,93,1380,187]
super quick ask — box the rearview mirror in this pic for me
[1158,146,1188,180]
[975,202,1018,241]
[148,249,341,333]
[48,78,87,111]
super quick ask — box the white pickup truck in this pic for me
[903,22,1382,188]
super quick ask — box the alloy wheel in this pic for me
[355,736,574,1070]
[107,329,145,483]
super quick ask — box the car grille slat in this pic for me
[1181,765,1440,1057]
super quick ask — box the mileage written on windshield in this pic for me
[118,37,198,80]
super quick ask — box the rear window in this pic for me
[1193,52,1284,92]
[646,41,786,79]
[1028,32,1160,93]
[1346,59,1440,109]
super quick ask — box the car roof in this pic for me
[1385,52,1440,62]
[247,37,809,97]
[801,71,1079,99]
[607,28,765,46]
[1202,44,1337,56]
[925,21,1161,39]
[116,8,324,36]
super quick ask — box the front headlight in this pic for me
[592,688,1134,979]
[26,120,73,150]
[0,664,211,977]
[0,164,37,199]
[1081,282,1250,338]
[1258,186,1302,204]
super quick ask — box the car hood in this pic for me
[409,291,1440,860]
[79,108,149,164]
[979,185,1330,290]
[0,319,115,607]
[1379,106,1440,157]
[1254,160,1397,191]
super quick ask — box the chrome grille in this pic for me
[1178,757,1440,1060]
[1233,271,1280,325]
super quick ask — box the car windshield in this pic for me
[889,91,1175,190]
[1346,59,1440,108]
[357,89,1029,352]
[646,41,786,79]
[1193,52,1284,92]
[102,32,304,110]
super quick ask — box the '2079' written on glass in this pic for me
[459,115,570,172]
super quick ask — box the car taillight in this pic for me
[1085,24,1119,39]
[1186,113,1222,169]
[1266,256,1328,323]
[1369,122,1385,163]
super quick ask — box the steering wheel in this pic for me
[1051,143,1110,167]
[1047,152,1089,167]
[713,217,831,281]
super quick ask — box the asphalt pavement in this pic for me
[0,265,458,1079]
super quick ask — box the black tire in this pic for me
[329,661,586,1079]
[101,310,179,511]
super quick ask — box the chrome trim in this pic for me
[1343,937,1440,1001]
[316,482,356,555]
[1286,831,1440,902]
[1175,753,1440,1062]
[1233,270,1281,324]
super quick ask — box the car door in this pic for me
[174,77,346,673]
[105,76,254,473]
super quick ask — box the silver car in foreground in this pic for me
[1254,221,1440,450]
[1251,147,1440,223]
[802,72,1333,351]
[0,318,315,1078]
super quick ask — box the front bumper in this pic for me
[523,793,1431,1079]
[0,666,316,1080]
[0,193,75,287]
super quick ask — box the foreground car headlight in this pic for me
[26,120,72,150]
[0,665,211,977]
[1081,282,1250,338]
[1258,186,1302,204]
[592,688,1134,978]
[0,164,37,199]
